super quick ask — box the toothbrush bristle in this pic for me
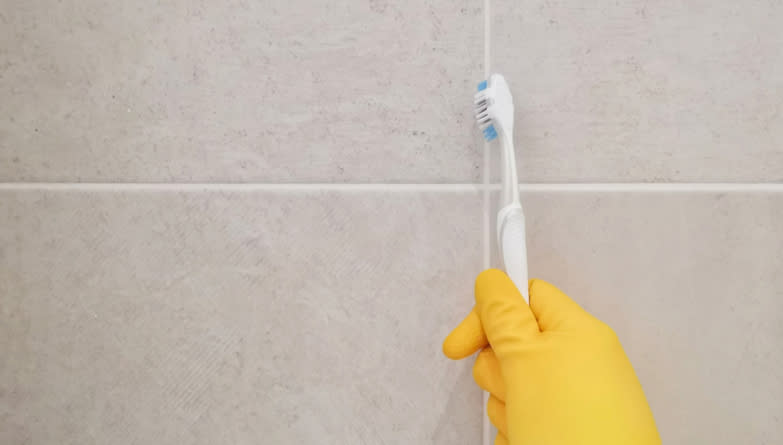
[475,78,496,140]
[482,124,498,141]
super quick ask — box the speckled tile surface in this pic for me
[2,1,782,444]
[0,189,483,444]
[0,0,483,182]
[492,0,783,182]
[491,190,783,443]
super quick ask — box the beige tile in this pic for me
[490,190,783,443]
[0,1,483,182]
[0,189,483,444]
[492,1,783,182]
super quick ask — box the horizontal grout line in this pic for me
[0,183,486,192]
[516,183,783,192]
[0,183,781,192]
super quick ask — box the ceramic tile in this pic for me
[492,1,783,182]
[0,1,483,182]
[0,189,483,444]
[490,190,783,443]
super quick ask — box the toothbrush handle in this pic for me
[498,206,530,302]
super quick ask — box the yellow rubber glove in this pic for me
[443,269,660,445]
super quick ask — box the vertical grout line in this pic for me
[481,1,492,445]
[482,0,491,271]
[484,0,491,78]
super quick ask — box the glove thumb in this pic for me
[474,269,540,361]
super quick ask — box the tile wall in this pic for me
[1,1,781,444]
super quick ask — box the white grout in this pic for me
[0,183,486,192]
[482,0,492,278]
[0,183,781,192]
[517,183,783,192]
[484,0,491,78]
[482,0,493,443]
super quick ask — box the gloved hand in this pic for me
[443,269,660,445]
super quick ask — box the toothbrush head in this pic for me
[474,74,514,142]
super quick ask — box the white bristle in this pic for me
[473,78,505,131]
[474,94,492,128]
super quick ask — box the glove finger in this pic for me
[442,307,488,360]
[529,279,594,331]
[473,347,506,401]
[475,269,540,360]
[494,432,509,445]
[487,394,508,437]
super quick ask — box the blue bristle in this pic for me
[483,124,497,141]
[477,80,488,91]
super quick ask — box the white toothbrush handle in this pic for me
[497,128,528,302]
[498,204,529,302]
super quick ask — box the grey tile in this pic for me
[492,1,783,182]
[490,190,783,443]
[0,189,483,444]
[0,1,483,182]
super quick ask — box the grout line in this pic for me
[0,183,486,192]
[516,183,783,192]
[484,0,490,78]
[0,183,782,192]
[482,0,493,444]
[482,171,491,266]
[482,0,492,268]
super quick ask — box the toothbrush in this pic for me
[475,74,529,302]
